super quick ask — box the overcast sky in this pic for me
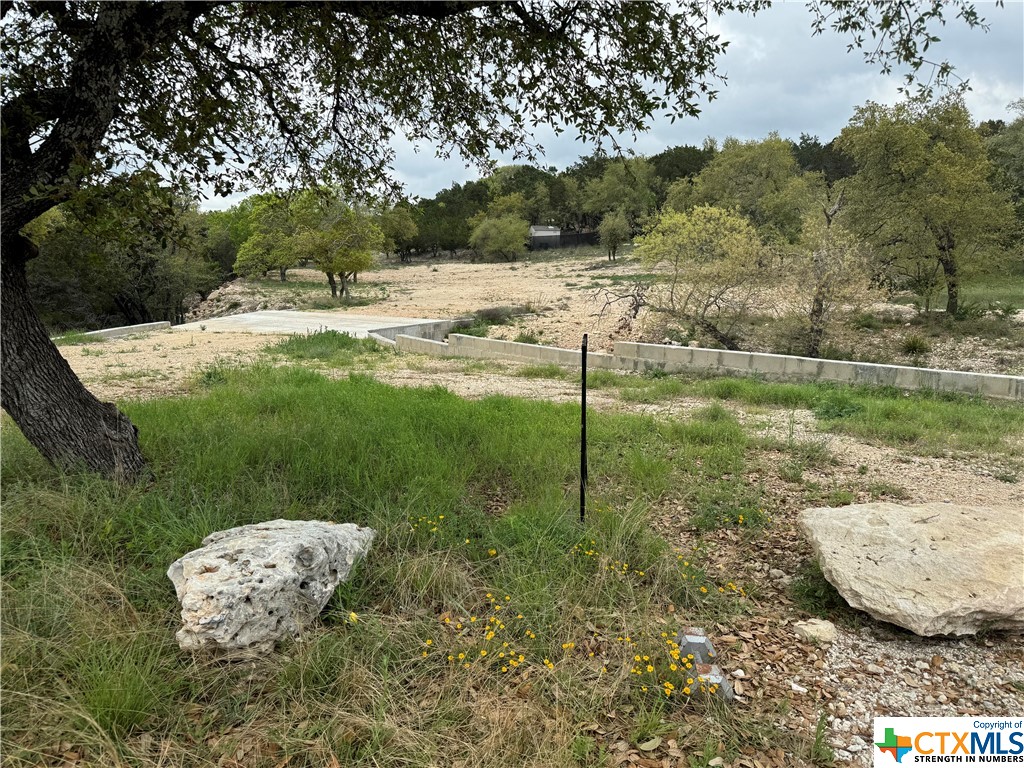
[202,2,1024,209]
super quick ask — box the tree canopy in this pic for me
[837,96,1015,314]
[0,0,997,481]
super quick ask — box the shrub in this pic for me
[853,313,882,331]
[953,301,987,321]
[900,335,931,356]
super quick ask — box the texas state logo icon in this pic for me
[874,717,1024,766]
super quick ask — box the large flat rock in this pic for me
[799,502,1024,636]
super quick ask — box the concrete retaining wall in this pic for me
[63,321,171,341]
[369,319,459,342]
[393,333,1024,401]
[616,342,1024,400]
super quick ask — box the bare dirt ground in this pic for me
[188,253,1024,374]
[55,257,1024,767]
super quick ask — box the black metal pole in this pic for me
[580,333,588,523]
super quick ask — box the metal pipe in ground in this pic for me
[580,333,588,523]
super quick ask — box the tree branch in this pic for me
[1,86,70,162]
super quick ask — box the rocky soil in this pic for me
[186,254,1024,375]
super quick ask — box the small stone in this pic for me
[793,618,838,644]
[866,663,885,675]
[675,627,717,664]
[833,702,848,717]
[791,681,809,694]
[937,693,948,703]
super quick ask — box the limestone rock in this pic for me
[793,618,838,644]
[168,519,375,652]
[800,502,1024,636]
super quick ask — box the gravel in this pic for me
[823,625,1024,765]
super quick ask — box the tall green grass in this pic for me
[577,369,1023,456]
[1,367,790,767]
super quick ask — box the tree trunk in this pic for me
[938,253,959,316]
[695,317,740,351]
[1,237,148,483]
[934,225,959,316]
[807,291,826,358]
[338,272,349,298]
[279,266,287,282]
[326,271,337,298]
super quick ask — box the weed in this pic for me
[449,320,490,337]
[988,301,1020,319]
[513,332,541,345]
[811,711,835,764]
[953,301,988,321]
[853,313,883,331]
[584,370,627,389]
[867,481,910,500]
[900,335,931,356]
[813,392,864,421]
[475,305,531,325]
[779,460,804,484]
[516,363,568,379]
[52,331,98,346]
[825,488,856,506]
[269,329,387,363]
[789,560,848,620]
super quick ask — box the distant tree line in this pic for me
[28,97,1022,337]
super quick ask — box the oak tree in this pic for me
[837,96,1015,314]
[0,0,994,480]
[598,209,631,262]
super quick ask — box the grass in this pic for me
[52,330,100,346]
[449,306,534,339]
[507,357,1023,456]
[517,363,569,379]
[1,366,803,768]
[266,328,392,366]
[572,368,1024,457]
[960,267,1024,307]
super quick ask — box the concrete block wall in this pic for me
[392,334,1024,401]
[369,319,459,342]
[617,342,1024,400]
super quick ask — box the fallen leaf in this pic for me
[637,736,662,751]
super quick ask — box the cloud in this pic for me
[201,3,1022,208]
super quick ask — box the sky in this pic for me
[202,2,1024,209]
